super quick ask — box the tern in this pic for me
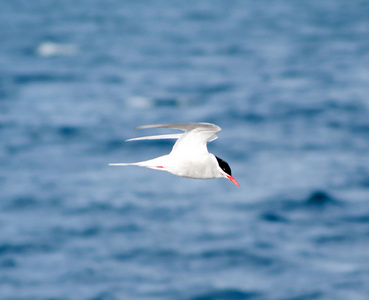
[109,122,240,187]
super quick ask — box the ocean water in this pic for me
[1,0,369,299]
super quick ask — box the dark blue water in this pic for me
[1,1,369,299]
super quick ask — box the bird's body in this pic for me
[109,122,239,187]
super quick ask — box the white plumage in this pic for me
[109,122,239,187]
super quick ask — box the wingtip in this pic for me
[134,124,156,130]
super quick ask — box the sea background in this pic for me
[1,1,369,299]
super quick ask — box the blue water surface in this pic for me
[1,1,369,299]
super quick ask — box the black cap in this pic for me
[215,156,232,176]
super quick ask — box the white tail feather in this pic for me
[109,155,169,170]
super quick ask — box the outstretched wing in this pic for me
[126,133,182,142]
[134,122,221,156]
[136,122,220,132]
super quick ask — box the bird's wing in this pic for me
[134,123,221,156]
[126,133,182,142]
[136,122,220,132]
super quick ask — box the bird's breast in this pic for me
[167,154,220,179]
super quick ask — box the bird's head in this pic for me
[215,156,240,187]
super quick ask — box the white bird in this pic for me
[109,122,240,187]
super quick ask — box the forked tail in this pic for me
[109,155,169,171]
[109,163,137,166]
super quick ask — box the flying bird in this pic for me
[109,122,240,187]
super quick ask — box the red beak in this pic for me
[227,175,240,187]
